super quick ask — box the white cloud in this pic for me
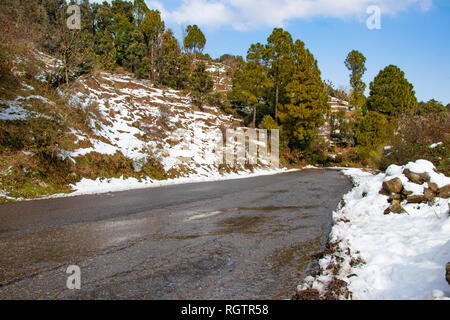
[147,0,433,30]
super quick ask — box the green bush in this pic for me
[355,111,390,159]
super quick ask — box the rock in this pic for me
[382,178,403,194]
[439,184,450,199]
[406,195,426,204]
[424,188,435,202]
[384,203,407,215]
[391,193,402,201]
[401,189,413,196]
[446,263,450,286]
[427,181,439,193]
[403,169,430,185]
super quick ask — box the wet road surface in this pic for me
[0,169,352,299]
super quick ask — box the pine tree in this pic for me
[183,25,206,54]
[155,29,181,88]
[236,43,271,128]
[140,10,165,80]
[355,111,390,158]
[126,29,149,78]
[264,28,294,122]
[367,65,417,118]
[345,50,367,113]
[189,62,213,109]
[278,40,329,149]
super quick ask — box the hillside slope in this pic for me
[0,51,277,201]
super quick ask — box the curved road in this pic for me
[0,169,352,299]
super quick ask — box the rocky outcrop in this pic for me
[381,169,448,214]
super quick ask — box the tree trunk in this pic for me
[64,52,69,85]
[275,82,279,122]
[252,104,257,128]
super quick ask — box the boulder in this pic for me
[382,178,403,194]
[423,188,435,202]
[427,182,439,193]
[406,195,426,204]
[403,169,430,185]
[391,193,402,200]
[439,184,450,199]
[384,203,407,215]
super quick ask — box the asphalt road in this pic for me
[0,169,352,299]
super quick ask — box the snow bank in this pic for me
[299,160,450,300]
[49,168,297,198]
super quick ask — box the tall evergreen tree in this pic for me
[234,44,271,128]
[155,29,181,88]
[183,25,206,54]
[345,50,367,114]
[189,62,213,109]
[132,0,149,26]
[126,29,149,78]
[264,28,294,122]
[367,65,417,118]
[140,9,165,80]
[278,40,329,149]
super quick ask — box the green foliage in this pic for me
[367,65,417,118]
[233,43,271,127]
[189,62,214,108]
[330,109,355,147]
[259,115,278,131]
[183,25,206,53]
[379,113,449,175]
[133,0,149,26]
[415,99,447,115]
[278,40,329,149]
[355,111,390,158]
[155,29,181,87]
[264,28,294,121]
[126,29,149,78]
[345,50,367,112]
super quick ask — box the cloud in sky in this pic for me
[146,0,433,30]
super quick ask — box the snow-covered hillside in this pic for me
[0,51,282,199]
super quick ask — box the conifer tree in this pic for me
[183,25,206,54]
[367,65,417,118]
[140,9,165,80]
[355,111,389,158]
[345,50,367,114]
[189,62,214,109]
[126,29,149,78]
[264,28,294,122]
[278,40,328,149]
[236,44,271,128]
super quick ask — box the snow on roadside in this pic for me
[48,168,298,198]
[298,159,450,300]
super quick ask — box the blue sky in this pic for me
[119,0,450,103]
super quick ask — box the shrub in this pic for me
[379,113,449,175]
[355,111,390,159]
